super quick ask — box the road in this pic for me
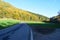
[33,28,60,40]
[0,23,33,40]
[0,23,60,40]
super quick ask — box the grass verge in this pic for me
[0,19,20,29]
[27,23,60,28]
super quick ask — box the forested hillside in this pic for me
[0,0,49,21]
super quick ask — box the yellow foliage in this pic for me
[0,1,49,21]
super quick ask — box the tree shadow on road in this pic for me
[35,28,56,35]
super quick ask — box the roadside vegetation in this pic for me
[0,18,20,29]
[0,0,60,30]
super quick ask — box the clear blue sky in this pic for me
[4,0,60,17]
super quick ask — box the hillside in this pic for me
[0,0,49,21]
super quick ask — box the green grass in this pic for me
[27,23,60,28]
[0,19,60,29]
[0,19,46,29]
[0,19,20,29]
[18,21,60,28]
[20,21,60,28]
[21,21,46,24]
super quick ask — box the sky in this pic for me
[4,0,60,18]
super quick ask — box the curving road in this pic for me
[0,23,33,40]
[0,23,60,40]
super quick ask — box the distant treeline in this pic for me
[43,13,60,24]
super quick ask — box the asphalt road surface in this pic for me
[0,23,33,40]
[33,28,60,40]
[0,23,60,40]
